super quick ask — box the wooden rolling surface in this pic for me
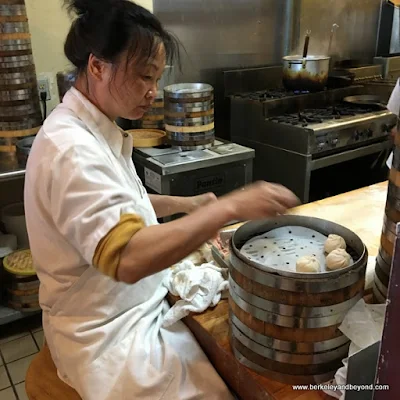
[168,181,388,400]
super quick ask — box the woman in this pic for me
[24,1,298,399]
[387,78,400,168]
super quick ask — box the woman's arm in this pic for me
[117,182,299,283]
[148,193,217,218]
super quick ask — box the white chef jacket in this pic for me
[386,78,400,168]
[24,87,233,400]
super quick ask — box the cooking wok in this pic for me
[342,95,387,109]
[327,69,355,88]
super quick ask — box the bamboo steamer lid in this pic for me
[127,129,165,148]
[3,249,35,276]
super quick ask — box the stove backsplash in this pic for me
[292,0,381,64]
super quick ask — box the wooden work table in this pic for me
[172,181,389,400]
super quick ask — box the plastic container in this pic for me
[1,203,29,249]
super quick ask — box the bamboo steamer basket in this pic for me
[164,83,215,150]
[229,215,367,384]
[3,249,40,312]
[127,129,166,148]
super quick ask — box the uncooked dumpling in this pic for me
[326,249,351,271]
[324,234,346,254]
[296,256,320,273]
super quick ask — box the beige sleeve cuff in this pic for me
[93,214,144,280]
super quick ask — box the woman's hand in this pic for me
[185,192,218,213]
[119,181,299,284]
[220,181,300,221]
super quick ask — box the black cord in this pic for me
[40,91,47,123]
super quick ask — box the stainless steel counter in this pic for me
[0,167,25,182]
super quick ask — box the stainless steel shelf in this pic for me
[0,304,40,326]
[0,166,30,324]
[0,167,25,182]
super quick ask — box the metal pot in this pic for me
[282,55,330,92]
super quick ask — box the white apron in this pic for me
[46,255,232,400]
[24,88,233,400]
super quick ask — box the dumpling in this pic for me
[326,249,351,271]
[324,234,346,254]
[296,256,320,273]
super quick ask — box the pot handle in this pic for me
[287,60,308,69]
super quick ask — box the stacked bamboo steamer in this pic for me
[137,90,164,130]
[0,0,42,168]
[374,115,400,303]
[3,249,40,312]
[229,216,368,384]
[164,83,215,150]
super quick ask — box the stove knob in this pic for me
[382,123,396,133]
[367,128,373,138]
[317,142,325,150]
[354,131,360,141]
[332,138,339,146]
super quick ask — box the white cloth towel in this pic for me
[162,260,229,327]
[386,78,400,168]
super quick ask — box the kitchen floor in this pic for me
[0,314,43,400]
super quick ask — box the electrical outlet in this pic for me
[37,77,51,101]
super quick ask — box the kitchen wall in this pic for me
[154,0,290,138]
[155,0,381,83]
[25,0,154,112]
[154,0,382,138]
[154,0,288,82]
[293,0,381,65]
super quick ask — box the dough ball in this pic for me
[296,256,320,273]
[326,249,351,271]
[324,234,346,254]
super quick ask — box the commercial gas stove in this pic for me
[133,139,254,221]
[264,104,394,157]
[225,67,396,203]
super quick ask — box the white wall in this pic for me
[25,0,154,111]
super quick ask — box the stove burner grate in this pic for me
[268,105,378,127]
[233,89,309,100]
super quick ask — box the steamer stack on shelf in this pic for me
[136,90,165,130]
[0,0,42,168]
[2,249,40,312]
[374,109,400,303]
[130,65,174,131]
[164,83,215,150]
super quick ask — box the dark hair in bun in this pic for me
[63,0,180,74]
